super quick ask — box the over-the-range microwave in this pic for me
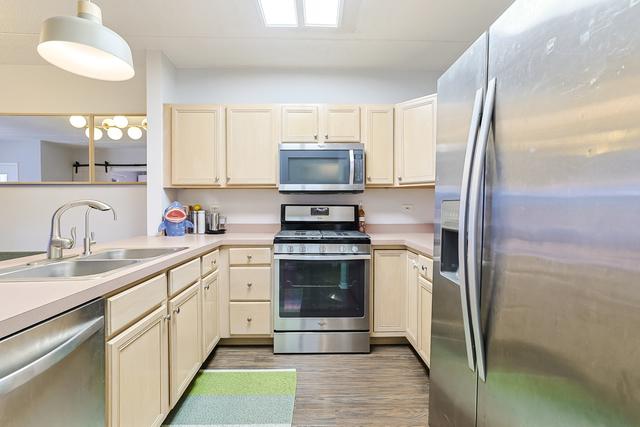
[278,143,365,193]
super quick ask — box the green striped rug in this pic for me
[163,369,297,427]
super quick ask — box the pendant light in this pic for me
[37,0,134,81]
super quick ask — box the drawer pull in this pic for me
[246,317,252,322]
[247,282,253,288]
[163,314,171,321]
[174,307,181,314]
[247,255,253,262]
[204,284,210,290]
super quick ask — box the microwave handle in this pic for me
[349,150,355,184]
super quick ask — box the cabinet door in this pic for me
[362,105,394,185]
[395,95,437,185]
[281,105,320,142]
[373,250,407,333]
[169,282,202,407]
[202,271,220,357]
[171,105,223,185]
[226,105,279,185]
[406,252,419,346]
[323,105,360,142]
[107,304,169,427]
[418,277,433,366]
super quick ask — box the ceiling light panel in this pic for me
[259,0,298,27]
[303,0,342,27]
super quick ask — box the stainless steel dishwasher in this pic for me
[0,299,105,427]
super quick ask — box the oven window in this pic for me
[279,259,365,318]
[280,150,351,185]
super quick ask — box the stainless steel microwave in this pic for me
[278,143,365,193]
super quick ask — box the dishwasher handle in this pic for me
[0,316,103,395]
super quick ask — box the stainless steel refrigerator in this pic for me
[430,0,640,426]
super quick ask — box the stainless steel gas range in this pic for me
[273,205,370,353]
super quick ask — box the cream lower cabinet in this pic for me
[373,250,407,334]
[406,252,419,346]
[395,95,437,185]
[225,105,279,186]
[418,276,433,366]
[362,105,394,185]
[168,282,202,407]
[201,270,220,356]
[106,304,169,427]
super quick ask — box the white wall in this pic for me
[174,68,439,104]
[168,66,438,225]
[178,188,434,225]
[0,57,147,251]
[0,186,147,251]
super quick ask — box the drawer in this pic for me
[168,258,201,296]
[419,275,433,292]
[229,302,271,335]
[230,267,271,301]
[418,255,433,282]
[201,249,220,277]
[229,247,271,265]
[106,274,166,337]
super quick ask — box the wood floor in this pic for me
[204,344,430,426]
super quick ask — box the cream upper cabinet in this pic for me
[201,271,220,357]
[323,105,360,142]
[418,276,433,366]
[106,304,169,427]
[226,105,279,186]
[281,105,320,142]
[362,105,394,185]
[373,250,407,333]
[171,105,224,185]
[395,95,437,185]
[406,252,419,346]
[168,282,202,407]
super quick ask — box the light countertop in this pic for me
[0,231,433,340]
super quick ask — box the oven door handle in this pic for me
[274,255,371,261]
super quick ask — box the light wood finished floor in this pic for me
[204,345,430,426]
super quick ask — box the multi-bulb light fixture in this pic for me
[68,115,147,141]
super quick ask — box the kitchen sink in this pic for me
[82,247,188,260]
[0,259,140,281]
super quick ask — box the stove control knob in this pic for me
[351,246,359,253]
[288,245,294,253]
[320,245,327,253]
[300,246,306,253]
[339,245,346,253]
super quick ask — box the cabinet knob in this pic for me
[398,177,403,181]
[247,317,252,322]
[163,314,171,321]
[173,307,181,314]
[313,134,318,140]
[367,176,372,181]
[247,282,253,287]
[215,177,219,182]
[226,177,230,182]
[421,265,427,271]
[325,134,329,139]
[247,255,252,261]
[204,284,210,290]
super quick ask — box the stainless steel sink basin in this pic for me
[0,259,140,281]
[82,247,188,260]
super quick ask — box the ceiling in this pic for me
[0,0,513,71]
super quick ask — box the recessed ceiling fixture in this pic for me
[258,0,298,27]
[37,0,134,81]
[303,0,342,27]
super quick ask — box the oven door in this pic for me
[278,145,364,192]
[274,255,370,331]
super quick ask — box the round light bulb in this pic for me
[113,115,128,128]
[107,127,123,140]
[127,126,143,140]
[69,115,86,128]
[85,127,103,140]
[102,118,115,127]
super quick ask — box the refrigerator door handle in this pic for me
[457,87,485,372]
[468,77,496,382]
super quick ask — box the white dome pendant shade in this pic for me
[37,0,134,81]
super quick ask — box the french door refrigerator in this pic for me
[430,0,640,426]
